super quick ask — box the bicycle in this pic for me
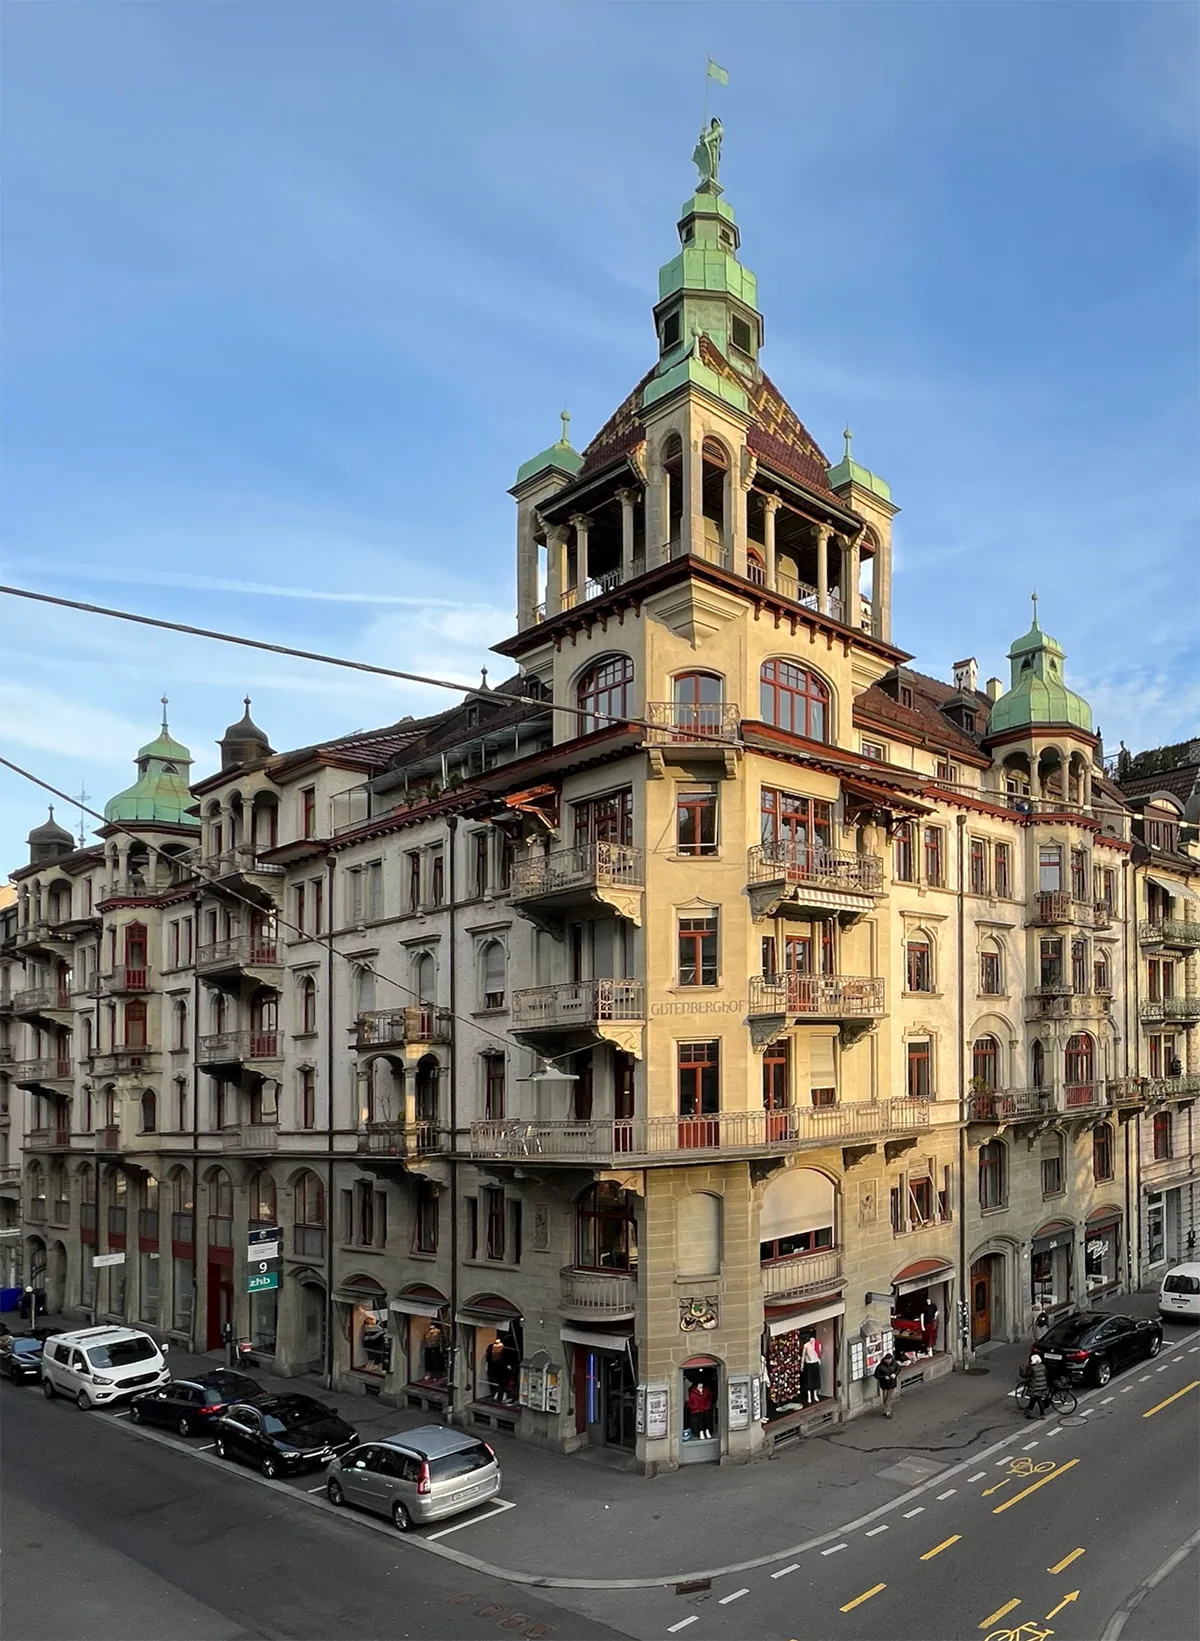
[1014,1376,1077,1416]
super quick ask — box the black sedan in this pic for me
[213,1394,359,1478]
[129,1369,263,1436]
[0,1334,45,1384]
[1038,1309,1163,1385]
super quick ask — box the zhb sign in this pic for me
[246,1225,281,1293]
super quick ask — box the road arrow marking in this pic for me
[1048,1547,1085,1574]
[982,1477,1011,1496]
[1045,1591,1079,1620]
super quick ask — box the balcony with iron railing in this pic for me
[220,1122,280,1153]
[748,842,883,899]
[12,984,72,1017]
[100,966,150,994]
[196,934,282,977]
[12,1059,74,1089]
[748,973,885,1021]
[1139,919,1200,951]
[509,842,644,908]
[511,979,645,1033]
[1030,986,1113,1019]
[197,1029,282,1068]
[1033,891,1092,925]
[358,1120,449,1160]
[1145,1073,1200,1102]
[355,1006,449,1053]
[644,701,742,745]
[559,1266,637,1319]
[761,1245,845,1302]
[967,1081,1144,1121]
[89,1047,159,1077]
[1140,997,1200,1025]
[201,846,286,881]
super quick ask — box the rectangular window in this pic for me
[508,1199,522,1265]
[414,1179,439,1254]
[484,1187,506,1261]
[860,739,887,762]
[169,920,180,968]
[907,1039,932,1100]
[340,1189,354,1245]
[935,760,959,785]
[483,1053,505,1120]
[979,1145,1005,1211]
[1071,939,1088,995]
[980,950,1002,995]
[429,851,444,907]
[1149,1036,1162,1078]
[923,826,945,887]
[311,880,324,936]
[357,1183,375,1247]
[994,842,1011,899]
[300,1068,316,1130]
[1038,845,1062,892]
[574,789,634,847]
[677,1040,720,1117]
[473,832,490,897]
[301,787,317,839]
[678,913,718,986]
[890,1185,904,1234]
[1070,849,1089,903]
[171,1259,194,1333]
[1041,1153,1063,1196]
[969,838,988,895]
[676,785,718,856]
[364,861,384,921]
[1095,866,1114,915]
[894,822,916,883]
[1040,938,1064,989]
[908,1176,934,1226]
[1093,1126,1113,1182]
[407,852,421,912]
[294,884,307,935]
[1153,1112,1172,1161]
[467,1198,478,1261]
[905,940,933,993]
[347,869,364,924]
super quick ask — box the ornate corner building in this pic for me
[3,138,1197,1473]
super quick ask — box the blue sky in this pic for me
[3,1,1197,869]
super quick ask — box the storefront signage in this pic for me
[92,1252,126,1268]
[651,1000,744,1016]
[248,1271,279,1293]
[680,1297,719,1332]
[727,1376,751,1430]
[1086,1238,1107,1257]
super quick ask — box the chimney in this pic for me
[986,677,1004,703]
[952,657,978,695]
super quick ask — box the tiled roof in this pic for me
[1117,763,1199,806]
[854,682,987,762]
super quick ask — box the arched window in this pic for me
[905,934,934,993]
[124,998,147,1048]
[413,952,436,1005]
[479,942,506,1010]
[294,1169,325,1226]
[978,1139,1007,1209]
[140,1090,157,1133]
[167,1167,191,1213]
[251,991,279,1056]
[672,672,725,738]
[971,1036,1000,1092]
[575,1182,638,1271]
[676,1192,722,1279]
[208,1167,233,1219]
[415,1055,439,1123]
[747,546,766,586]
[174,999,189,1051]
[299,975,317,1033]
[250,1171,277,1223]
[1094,948,1111,995]
[1093,1123,1114,1183]
[577,654,634,736]
[1065,1033,1094,1101]
[759,660,829,741]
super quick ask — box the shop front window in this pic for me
[477,1328,521,1405]
[681,1362,719,1446]
[1085,1224,1119,1294]
[1031,1238,1072,1311]
[250,1288,278,1352]
[352,1299,390,1376]
[139,1253,159,1325]
[172,1259,193,1333]
[1146,1195,1164,1264]
[408,1315,449,1388]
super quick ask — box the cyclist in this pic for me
[1020,1350,1051,1419]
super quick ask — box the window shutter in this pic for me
[809,1033,837,1092]
[677,1193,721,1278]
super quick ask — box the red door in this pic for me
[206,1261,233,1351]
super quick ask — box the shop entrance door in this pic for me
[206,1260,233,1351]
[582,1350,637,1449]
[970,1258,992,1346]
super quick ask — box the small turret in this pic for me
[28,806,75,865]
[105,699,198,826]
[219,697,273,770]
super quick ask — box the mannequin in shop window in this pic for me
[800,1332,822,1406]
[921,1297,939,1357]
[686,1376,714,1440]
[484,1337,507,1402]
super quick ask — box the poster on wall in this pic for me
[645,1386,669,1439]
[751,1375,763,1423]
[636,1385,646,1435]
[727,1377,750,1430]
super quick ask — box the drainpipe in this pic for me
[189,891,201,1353]
[324,851,336,1390]
[956,815,970,1363]
[1126,856,1141,1285]
[447,815,460,1424]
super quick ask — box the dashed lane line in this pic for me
[967,1471,988,1482]
[1021,1440,1039,1450]
[1138,1374,1151,1382]
[936,1489,956,1500]
[840,1584,886,1614]
[717,1588,749,1604]
[1100,1396,1114,1405]
[1142,1381,1200,1419]
[666,1618,698,1633]
[903,1508,925,1518]
[771,1564,801,1579]
[980,1599,1021,1630]
[821,1545,848,1556]
[1045,1427,1062,1436]
[866,1526,889,1537]
[1156,1364,1169,1372]
[920,1535,961,1562]
[1049,1548,1086,1575]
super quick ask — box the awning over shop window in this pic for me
[335,1277,387,1305]
[1147,875,1196,906]
[892,1258,955,1296]
[560,1325,634,1352]
[391,1296,445,1319]
[766,1297,846,1337]
[1086,1206,1122,1229]
[456,1293,522,1327]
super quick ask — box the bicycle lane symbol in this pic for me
[981,1457,1055,1496]
[983,1625,1056,1641]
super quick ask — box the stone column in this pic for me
[545,525,568,615]
[763,494,781,591]
[516,506,539,629]
[843,535,861,629]
[815,525,831,616]
[617,488,638,582]
[871,535,892,642]
[571,515,591,595]
[682,431,704,560]
[729,468,748,579]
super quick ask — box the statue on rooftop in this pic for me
[692,117,723,193]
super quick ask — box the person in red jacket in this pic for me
[686,1377,714,1439]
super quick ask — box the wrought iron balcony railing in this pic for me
[511,978,644,1031]
[509,841,644,900]
[748,842,883,894]
[644,701,742,743]
[748,973,885,1019]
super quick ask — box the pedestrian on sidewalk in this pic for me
[1022,1351,1050,1419]
[874,1351,899,1418]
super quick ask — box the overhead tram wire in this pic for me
[0,753,579,1073]
[0,584,743,746]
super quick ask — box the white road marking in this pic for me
[199,1443,216,1450]
[1139,1375,1151,1382]
[995,1457,1012,1466]
[866,1526,890,1537]
[937,1489,956,1499]
[1045,1427,1062,1437]
[968,1471,988,1482]
[307,1484,327,1493]
[771,1563,801,1578]
[1122,1387,1133,1393]
[1101,1396,1114,1405]
[821,1545,847,1557]
[112,1411,131,1419]
[424,1499,516,1540]
[1156,1364,1169,1372]
[903,1507,925,1518]
[718,1588,750,1603]
[667,1618,698,1633]
[1022,1441,1039,1450]
[1189,1346,1199,1354]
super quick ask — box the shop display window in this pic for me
[351,1301,390,1376]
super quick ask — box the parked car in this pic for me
[130,1369,264,1435]
[1037,1309,1162,1385]
[41,1326,171,1408]
[1159,1262,1200,1323]
[325,1426,501,1532]
[0,1334,46,1384]
[213,1394,358,1478]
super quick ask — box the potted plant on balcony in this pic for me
[968,1075,997,1120]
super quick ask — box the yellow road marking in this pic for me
[1046,1590,1080,1620]
[979,1598,1020,1629]
[1048,1547,1085,1574]
[1142,1380,1199,1419]
[920,1535,961,1561]
[992,1457,1079,1515]
[840,1583,886,1613]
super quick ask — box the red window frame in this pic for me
[980,951,1001,995]
[677,1040,720,1148]
[1153,1112,1172,1160]
[971,1036,999,1091]
[923,826,944,886]
[906,939,933,993]
[1093,1123,1113,1182]
[894,822,915,882]
[994,842,1011,899]
[678,914,718,986]
[906,1039,932,1099]
[759,660,829,741]
[969,838,988,894]
[577,655,634,735]
[676,785,718,856]
[483,1053,505,1120]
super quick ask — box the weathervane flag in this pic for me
[707,59,729,85]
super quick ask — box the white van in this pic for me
[1158,1262,1200,1323]
[41,1326,170,1409]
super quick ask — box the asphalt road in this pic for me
[0,1385,629,1641]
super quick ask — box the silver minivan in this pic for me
[325,1425,501,1531]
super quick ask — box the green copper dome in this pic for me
[104,701,199,827]
[826,428,891,500]
[987,604,1093,736]
[515,410,583,487]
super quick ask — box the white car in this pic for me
[41,1326,170,1409]
[1159,1262,1200,1323]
